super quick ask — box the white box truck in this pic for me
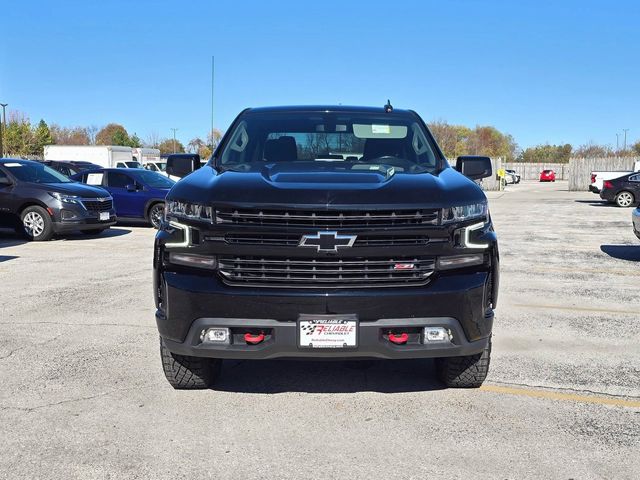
[132,147,161,165]
[43,145,139,168]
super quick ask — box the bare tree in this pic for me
[86,125,98,145]
[145,130,161,148]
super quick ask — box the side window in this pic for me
[629,174,640,182]
[108,172,132,188]
[0,168,9,183]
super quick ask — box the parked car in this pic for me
[71,168,174,228]
[0,158,116,241]
[600,172,640,207]
[633,207,640,239]
[539,169,556,182]
[154,104,498,390]
[39,160,102,177]
[589,160,640,193]
[505,169,520,184]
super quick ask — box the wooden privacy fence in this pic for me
[502,162,568,180]
[568,157,639,191]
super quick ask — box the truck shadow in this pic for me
[0,255,19,263]
[600,244,640,261]
[214,358,445,393]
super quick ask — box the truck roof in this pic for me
[245,105,414,115]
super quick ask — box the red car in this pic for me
[539,169,556,182]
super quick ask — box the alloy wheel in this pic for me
[617,192,634,207]
[150,204,164,229]
[23,211,45,237]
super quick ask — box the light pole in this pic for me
[616,133,620,152]
[0,103,7,158]
[170,128,178,153]
[623,129,629,152]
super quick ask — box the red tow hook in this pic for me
[244,332,265,345]
[388,332,409,345]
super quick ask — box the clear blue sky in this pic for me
[1,0,638,150]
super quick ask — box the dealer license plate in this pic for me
[99,212,110,221]
[299,317,357,348]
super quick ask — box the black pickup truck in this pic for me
[154,105,499,389]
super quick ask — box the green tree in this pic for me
[519,144,572,163]
[4,112,34,157]
[631,141,640,156]
[96,123,135,146]
[158,138,185,154]
[33,119,54,155]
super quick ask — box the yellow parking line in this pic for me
[510,303,638,315]
[480,384,640,408]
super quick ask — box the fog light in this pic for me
[200,328,230,344]
[423,327,451,343]
[61,209,78,220]
[437,254,484,270]
[169,252,217,269]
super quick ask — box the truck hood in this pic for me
[169,164,486,209]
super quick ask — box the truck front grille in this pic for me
[82,199,113,212]
[215,208,439,228]
[218,255,436,288]
[223,233,431,248]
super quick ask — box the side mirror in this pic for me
[456,156,492,180]
[166,154,201,179]
[125,184,138,192]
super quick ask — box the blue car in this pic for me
[71,168,174,228]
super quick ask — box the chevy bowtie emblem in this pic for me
[299,231,357,252]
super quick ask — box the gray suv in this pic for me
[0,158,116,241]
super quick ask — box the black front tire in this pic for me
[20,206,54,241]
[436,338,491,388]
[160,337,221,389]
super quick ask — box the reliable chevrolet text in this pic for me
[154,105,499,389]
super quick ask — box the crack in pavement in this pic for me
[0,385,155,413]
[0,333,65,361]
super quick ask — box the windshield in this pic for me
[125,161,142,168]
[3,161,73,183]
[218,111,441,174]
[135,170,175,188]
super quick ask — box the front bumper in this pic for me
[162,315,491,360]
[49,202,117,233]
[156,268,496,360]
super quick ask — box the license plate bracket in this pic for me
[298,314,358,349]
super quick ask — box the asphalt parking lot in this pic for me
[0,181,638,480]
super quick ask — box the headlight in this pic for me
[48,192,81,205]
[441,201,488,224]
[165,200,214,223]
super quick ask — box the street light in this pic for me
[623,129,629,151]
[0,103,7,158]
[170,128,178,153]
